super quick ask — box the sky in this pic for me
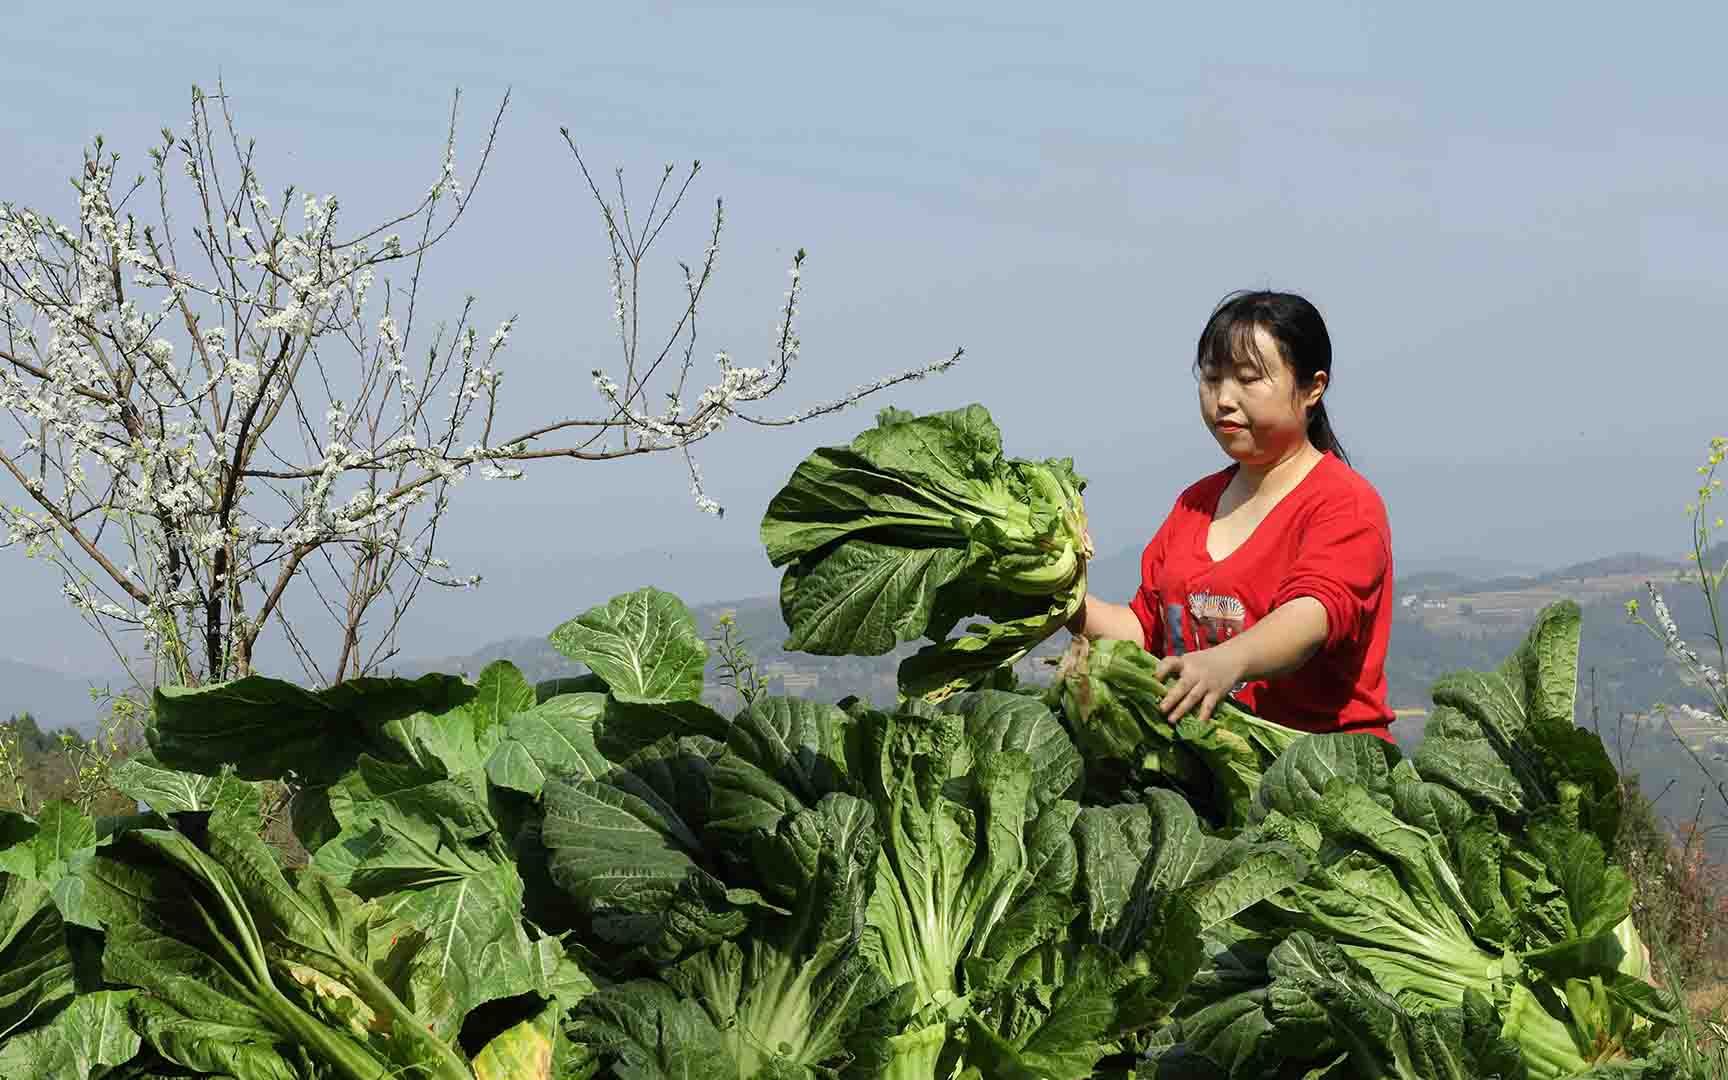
[2,2,1726,676]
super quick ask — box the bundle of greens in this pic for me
[760,404,1090,702]
[1053,636,1305,825]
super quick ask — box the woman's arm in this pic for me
[1066,593,1147,644]
[1155,596,1329,723]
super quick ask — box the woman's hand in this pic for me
[1155,647,1246,726]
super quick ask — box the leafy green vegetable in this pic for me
[573,793,897,1078]
[1056,636,1304,823]
[1146,931,1529,1080]
[761,404,1090,701]
[150,670,480,787]
[1415,600,1620,851]
[549,586,708,704]
[0,988,141,1080]
[542,734,774,967]
[1144,605,1679,1079]
[110,751,243,815]
[78,791,482,1080]
[0,873,76,1046]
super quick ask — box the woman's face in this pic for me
[1197,325,1325,467]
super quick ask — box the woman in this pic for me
[1069,290,1396,742]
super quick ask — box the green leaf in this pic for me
[0,989,140,1080]
[1413,706,1528,820]
[1071,789,1304,1042]
[963,946,1130,1080]
[486,693,609,796]
[1063,639,1302,825]
[709,696,856,838]
[856,703,1059,1012]
[31,800,95,880]
[778,538,973,655]
[149,674,348,782]
[150,671,476,785]
[536,673,608,701]
[1421,601,1621,850]
[110,753,247,815]
[1601,971,1682,1027]
[927,689,1083,812]
[78,796,476,1080]
[474,997,560,1080]
[759,406,1006,567]
[542,737,764,964]
[470,660,537,730]
[899,592,1078,703]
[762,405,1088,696]
[310,755,546,1024]
[0,810,37,877]
[0,873,75,1043]
[664,796,895,1076]
[598,697,730,760]
[1252,734,1398,825]
[127,994,301,1080]
[573,981,735,1080]
[549,587,707,704]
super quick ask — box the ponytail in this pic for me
[1308,399,1349,466]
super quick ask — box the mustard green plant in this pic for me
[708,609,765,710]
[1627,435,1728,765]
[0,718,25,812]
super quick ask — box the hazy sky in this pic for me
[4,2,1726,673]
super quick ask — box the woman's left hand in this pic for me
[1155,647,1245,726]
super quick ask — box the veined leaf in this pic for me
[542,736,766,964]
[110,753,253,815]
[0,988,140,1080]
[778,539,973,655]
[709,696,855,839]
[549,587,706,704]
[486,692,609,796]
[0,810,37,877]
[150,671,477,785]
[311,754,545,1025]
[78,795,477,1080]
[0,873,75,1044]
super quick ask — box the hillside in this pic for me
[0,656,123,735]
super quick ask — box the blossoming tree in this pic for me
[0,84,959,690]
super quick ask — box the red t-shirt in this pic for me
[1128,453,1396,741]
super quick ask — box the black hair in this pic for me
[1194,289,1348,466]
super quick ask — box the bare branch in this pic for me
[0,88,957,694]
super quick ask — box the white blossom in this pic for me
[1648,583,1726,694]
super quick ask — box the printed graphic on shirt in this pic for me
[1163,601,1187,656]
[1188,591,1246,649]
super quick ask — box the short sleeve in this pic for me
[1271,499,1389,653]
[1127,523,1173,654]
[1130,583,1162,653]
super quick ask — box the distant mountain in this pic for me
[1391,555,1548,581]
[0,657,121,735]
[1455,551,1686,594]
